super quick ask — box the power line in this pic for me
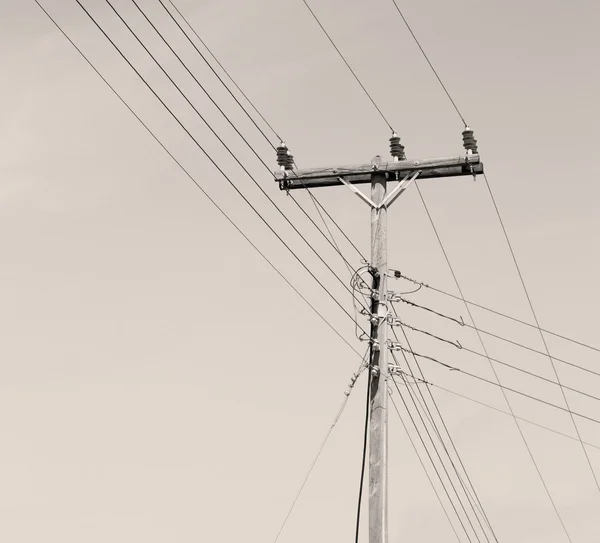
[127,0,370,316]
[429,382,600,451]
[32,0,364,363]
[413,182,574,542]
[388,390,463,543]
[75,0,368,336]
[394,272,600,355]
[482,172,600,492]
[164,0,283,143]
[390,375,480,543]
[460,344,600,404]
[404,347,600,427]
[272,352,368,543]
[389,375,477,543]
[391,324,495,541]
[390,297,600,401]
[465,322,600,379]
[391,307,498,540]
[391,343,489,543]
[393,289,600,379]
[355,357,371,543]
[387,0,466,126]
[298,0,394,132]
[157,0,368,274]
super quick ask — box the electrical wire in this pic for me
[389,296,600,388]
[123,0,370,317]
[157,0,368,278]
[390,375,480,543]
[429,382,600,451]
[404,347,600,427]
[391,291,600,380]
[396,272,600,355]
[483,171,600,492]
[272,350,369,543]
[391,308,498,540]
[164,0,283,143]
[355,353,371,543]
[75,0,369,336]
[127,0,366,318]
[413,182,574,542]
[388,390,462,543]
[32,0,364,363]
[298,0,394,132]
[465,323,600,379]
[387,0,467,126]
[460,344,600,404]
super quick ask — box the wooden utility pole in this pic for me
[369,156,388,543]
[274,141,482,543]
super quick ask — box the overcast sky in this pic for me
[1,0,599,542]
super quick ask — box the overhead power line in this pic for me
[388,390,462,543]
[117,0,370,318]
[390,320,497,541]
[164,0,283,143]
[131,0,370,314]
[405,347,600,427]
[387,0,467,126]
[158,0,368,274]
[76,0,370,340]
[74,0,369,336]
[272,352,368,543]
[32,0,364,361]
[413,182,574,542]
[390,375,480,543]
[395,272,600,355]
[299,0,394,132]
[430,382,600,451]
[482,171,600,492]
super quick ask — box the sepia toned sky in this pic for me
[1,0,599,542]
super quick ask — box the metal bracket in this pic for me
[379,171,420,209]
[337,171,419,209]
[337,176,378,207]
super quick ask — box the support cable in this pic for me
[32,0,366,362]
[76,0,369,336]
[483,172,600,492]
[414,182,573,542]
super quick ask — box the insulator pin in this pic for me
[389,133,406,161]
[276,143,294,171]
[462,127,478,154]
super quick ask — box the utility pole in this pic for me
[368,156,389,543]
[274,130,481,543]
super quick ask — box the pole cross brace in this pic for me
[338,171,420,208]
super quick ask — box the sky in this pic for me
[1,0,599,542]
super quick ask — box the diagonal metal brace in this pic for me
[379,171,420,209]
[337,176,378,207]
[338,172,418,209]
